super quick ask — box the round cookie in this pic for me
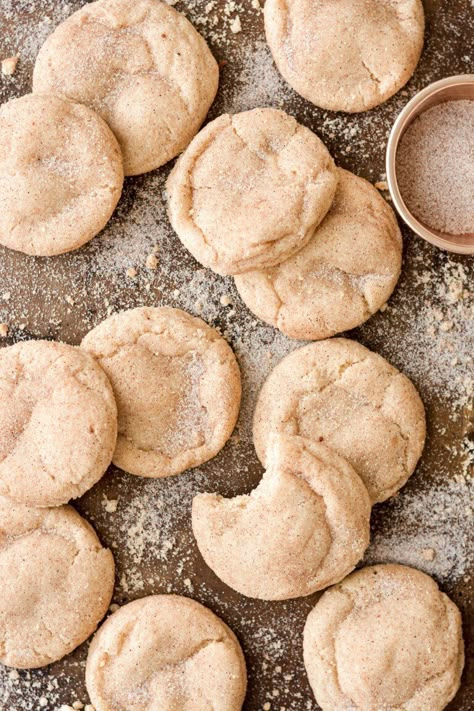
[33,0,219,176]
[0,93,123,256]
[253,338,425,503]
[0,497,114,669]
[192,435,371,600]
[0,340,118,508]
[235,169,402,340]
[81,307,241,478]
[264,0,425,113]
[86,595,247,711]
[167,107,338,275]
[303,564,465,711]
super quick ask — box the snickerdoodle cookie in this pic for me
[265,0,425,112]
[0,498,114,669]
[303,564,464,711]
[192,435,370,600]
[235,169,402,340]
[253,339,425,503]
[81,307,241,478]
[167,107,338,275]
[86,595,247,711]
[0,93,123,256]
[0,340,117,508]
[33,0,219,176]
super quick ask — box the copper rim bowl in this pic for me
[386,74,474,255]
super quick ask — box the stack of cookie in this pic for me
[192,338,427,601]
[167,105,404,341]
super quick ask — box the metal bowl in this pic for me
[386,74,474,255]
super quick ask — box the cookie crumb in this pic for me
[0,323,9,337]
[252,0,261,8]
[1,56,18,75]
[65,295,74,306]
[230,16,242,33]
[375,180,388,191]
[126,267,137,279]
[103,496,118,513]
[145,253,158,270]
[421,548,436,561]
[38,698,48,707]
[72,701,84,709]
[220,294,233,307]
[440,320,454,332]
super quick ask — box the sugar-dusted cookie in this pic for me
[303,564,464,711]
[0,340,117,507]
[86,595,247,711]
[253,338,425,503]
[0,498,114,669]
[265,0,424,112]
[0,93,123,256]
[81,307,241,478]
[235,169,402,340]
[193,435,370,600]
[33,0,218,176]
[167,108,338,275]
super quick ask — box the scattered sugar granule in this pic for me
[0,323,9,337]
[252,0,261,8]
[72,701,84,709]
[1,56,18,75]
[38,698,48,707]
[396,100,474,235]
[145,253,158,270]
[230,15,242,33]
[126,267,137,278]
[183,577,194,592]
[65,295,74,306]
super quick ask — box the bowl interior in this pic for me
[388,77,474,254]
